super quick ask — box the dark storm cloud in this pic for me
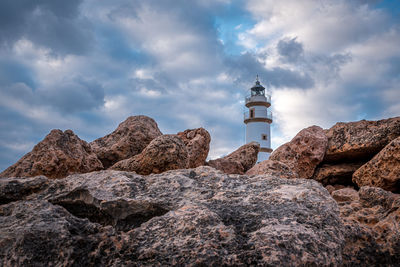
[0,58,36,88]
[0,77,105,115]
[226,53,314,89]
[0,0,92,55]
[277,37,304,63]
[39,78,105,113]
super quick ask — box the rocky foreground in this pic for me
[0,115,399,266]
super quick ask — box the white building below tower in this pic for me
[244,76,273,162]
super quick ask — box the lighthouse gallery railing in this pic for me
[243,110,273,121]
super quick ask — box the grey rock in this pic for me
[0,200,118,266]
[0,176,49,205]
[1,167,346,265]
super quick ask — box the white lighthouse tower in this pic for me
[244,76,273,162]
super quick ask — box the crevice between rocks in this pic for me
[49,188,169,231]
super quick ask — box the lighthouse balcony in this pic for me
[245,94,271,108]
[244,110,273,124]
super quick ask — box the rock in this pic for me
[312,162,364,186]
[331,188,359,202]
[246,159,299,178]
[90,115,162,168]
[177,128,211,168]
[1,167,346,265]
[127,204,241,266]
[205,158,244,174]
[325,184,348,194]
[110,135,189,175]
[352,136,400,192]
[324,117,400,163]
[0,176,49,205]
[270,126,328,178]
[0,130,103,179]
[339,186,400,265]
[0,200,118,266]
[206,142,260,174]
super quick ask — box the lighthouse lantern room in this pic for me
[244,76,273,162]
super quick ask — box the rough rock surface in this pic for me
[338,186,400,265]
[205,158,245,174]
[331,187,359,202]
[312,162,364,186]
[110,135,189,175]
[352,136,400,192]
[177,128,211,168]
[90,116,162,168]
[0,200,118,266]
[0,130,103,179]
[270,126,328,178]
[324,117,400,163]
[0,167,346,266]
[325,184,350,194]
[246,159,299,178]
[206,142,260,174]
[0,176,49,205]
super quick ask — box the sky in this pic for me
[0,0,399,171]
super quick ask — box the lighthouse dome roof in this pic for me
[251,80,265,91]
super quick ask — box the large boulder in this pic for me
[90,115,162,168]
[270,126,328,178]
[0,167,346,266]
[110,135,189,175]
[246,159,299,178]
[352,136,400,192]
[337,186,400,265]
[324,117,400,163]
[206,142,260,174]
[0,130,103,179]
[177,128,211,168]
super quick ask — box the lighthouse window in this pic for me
[250,109,255,118]
[262,134,268,140]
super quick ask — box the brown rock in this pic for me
[90,116,162,168]
[352,136,400,192]
[324,117,400,163]
[246,160,299,178]
[325,184,348,194]
[0,130,103,179]
[313,162,364,186]
[111,135,189,175]
[206,142,260,174]
[270,126,328,178]
[339,186,400,265]
[177,128,211,168]
[206,158,244,174]
[331,188,359,202]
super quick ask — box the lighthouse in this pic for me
[244,76,273,162]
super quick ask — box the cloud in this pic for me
[0,0,92,55]
[0,0,399,172]
[226,52,315,89]
[277,37,304,63]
